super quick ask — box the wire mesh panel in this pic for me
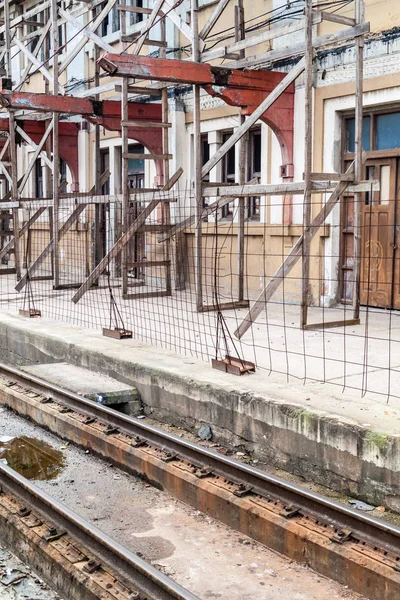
[0,186,399,402]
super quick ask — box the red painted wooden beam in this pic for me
[98,54,293,94]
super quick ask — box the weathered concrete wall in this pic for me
[0,314,399,510]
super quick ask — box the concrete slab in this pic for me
[0,310,399,510]
[22,362,140,410]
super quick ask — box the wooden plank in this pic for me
[199,0,230,40]
[114,84,162,97]
[303,319,360,331]
[316,10,356,27]
[201,58,306,178]
[226,23,370,70]
[311,172,354,181]
[234,159,365,339]
[202,180,378,196]
[122,120,171,128]
[198,300,249,312]
[200,16,320,63]
[117,5,152,14]
[122,153,172,160]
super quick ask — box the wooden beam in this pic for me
[200,15,322,63]
[234,159,366,339]
[117,5,152,14]
[315,10,356,27]
[226,23,370,70]
[201,58,305,178]
[202,180,378,197]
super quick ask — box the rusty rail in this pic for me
[0,361,399,556]
[0,461,198,600]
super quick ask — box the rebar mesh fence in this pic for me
[0,186,399,401]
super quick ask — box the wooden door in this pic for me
[360,159,397,308]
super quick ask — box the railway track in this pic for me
[0,360,399,600]
[0,461,198,600]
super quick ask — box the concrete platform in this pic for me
[22,362,141,412]
[0,310,399,510]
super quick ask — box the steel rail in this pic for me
[0,461,199,600]
[1,360,399,555]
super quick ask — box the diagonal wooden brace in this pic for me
[15,171,110,293]
[0,207,46,263]
[234,158,363,339]
[72,168,183,304]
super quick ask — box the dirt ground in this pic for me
[0,405,367,600]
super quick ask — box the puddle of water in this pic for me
[0,436,65,480]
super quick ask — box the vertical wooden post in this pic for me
[44,10,54,279]
[235,0,246,302]
[93,9,103,269]
[121,7,129,296]
[352,0,365,319]
[4,0,21,279]
[51,0,60,287]
[301,0,313,328]
[192,0,203,311]
[160,18,172,296]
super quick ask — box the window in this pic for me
[34,159,44,198]
[127,144,144,189]
[100,150,110,195]
[201,134,210,183]
[346,116,371,153]
[345,110,400,154]
[221,131,235,219]
[99,0,142,37]
[59,158,67,188]
[247,128,261,221]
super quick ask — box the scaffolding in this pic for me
[0,0,379,381]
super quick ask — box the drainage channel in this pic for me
[0,361,399,600]
[0,460,198,600]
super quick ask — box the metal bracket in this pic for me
[84,559,101,574]
[279,505,301,519]
[233,484,253,497]
[162,452,178,463]
[195,467,214,479]
[330,528,353,544]
[130,436,147,448]
[104,425,119,436]
[44,527,67,542]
